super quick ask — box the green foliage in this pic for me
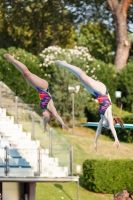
[117,63,133,112]
[0,0,76,55]
[83,159,133,194]
[77,22,116,63]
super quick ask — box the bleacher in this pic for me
[0,82,80,200]
[0,107,69,177]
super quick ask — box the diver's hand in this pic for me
[43,127,48,133]
[114,140,120,148]
[62,124,69,131]
[94,142,98,151]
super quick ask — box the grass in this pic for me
[36,182,113,200]
[55,126,133,164]
[36,125,133,200]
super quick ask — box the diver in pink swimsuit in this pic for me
[4,54,68,132]
[55,60,124,150]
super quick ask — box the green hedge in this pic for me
[83,159,133,194]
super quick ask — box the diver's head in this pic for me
[42,110,54,121]
[101,115,124,129]
[102,118,110,129]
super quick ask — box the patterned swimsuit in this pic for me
[94,89,111,115]
[37,87,51,110]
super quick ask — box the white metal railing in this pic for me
[0,81,73,176]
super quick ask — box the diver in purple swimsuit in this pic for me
[4,54,68,132]
[37,87,52,110]
[55,60,124,151]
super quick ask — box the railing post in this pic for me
[70,146,73,176]
[15,96,18,123]
[71,93,75,135]
[4,146,9,176]
[0,81,1,108]
[77,178,80,200]
[38,147,41,176]
[32,111,35,140]
[49,128,52,157]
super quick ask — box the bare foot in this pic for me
[4,54,15,62]
[55,60,67,65]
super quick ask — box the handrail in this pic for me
[0,81,71,174]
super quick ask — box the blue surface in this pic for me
[18,158,31,168]
[76,122,133,129]
[9,158,19,168]
[9,149,22,158]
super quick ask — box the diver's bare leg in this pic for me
[56,61,106,94]
[4,54,48,90]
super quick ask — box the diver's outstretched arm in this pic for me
[48,100,68,131]
[105,107,120,148]
[94,119,103,151]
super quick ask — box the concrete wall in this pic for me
[1,182,36,200]
[2,182,24,200]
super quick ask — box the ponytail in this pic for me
[113,116,124,129]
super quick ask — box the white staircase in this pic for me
[0,107,68,177]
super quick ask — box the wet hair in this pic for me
[123,189,132,199]
[113,116,124,129]
[114,193,118,198]
[114,192,123,199]
[49,112,55,120]
[43,109,55,121]
[113,102,124,129]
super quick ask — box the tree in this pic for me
[0,0,76,55]
[117,63,133,112]
[107,0,132,71]
[77,22,116,63]
[65,0,132,70]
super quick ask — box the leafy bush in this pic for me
[117,62,133,112]
[83,159,133,194]
[77,22,116,63]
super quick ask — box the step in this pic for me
[0,108,6,117]
[3,132,31,139]
[0,116,14,122]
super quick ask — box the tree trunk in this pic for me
[107,0,131,71]
[113,6,131,71]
